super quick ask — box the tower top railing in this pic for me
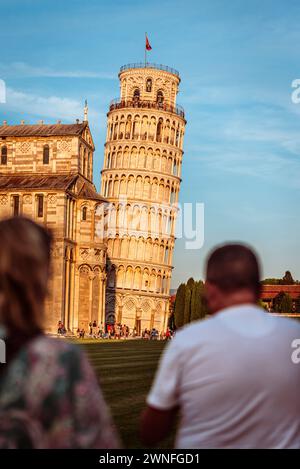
[120,63,180,77]
[109,98,185,119]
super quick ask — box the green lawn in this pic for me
[69,316,300,448]
[74,339,174,449]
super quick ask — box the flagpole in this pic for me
[145,32,147,67]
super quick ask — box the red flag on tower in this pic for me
[145,34,152,51]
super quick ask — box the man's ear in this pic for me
[204,281,215,297]
[204,281,222,314]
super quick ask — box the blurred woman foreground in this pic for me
[0,217,119,449]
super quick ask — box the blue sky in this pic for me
[0,0,300,286]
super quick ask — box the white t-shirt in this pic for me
[147,304,300,448]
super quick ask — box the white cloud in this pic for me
[3,87,105,130]
[189,143,300,190]
[0,62,115,80]
[185,102,300,190]
[181,81,294,111]
[181,84,253,106]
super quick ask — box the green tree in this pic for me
[187,277,195,290]
[183,285,192,325]
[262,271,296,285]
[174,283,186,329]
[281,293,293,313]
[258,299,268,310]
[168,312,175,330]
[282,271,295,285]
[274,291,293,314]
[261,278,281,285]
[190,281,207,322]
[273,291,285,312]
[190,281,198,319]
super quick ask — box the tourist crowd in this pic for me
[73,320,174,341]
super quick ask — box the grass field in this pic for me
[74,339,174,449]
[71,316,300,448]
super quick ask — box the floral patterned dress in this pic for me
[0,335,120,448]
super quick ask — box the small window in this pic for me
[87,153,90,179]
[43,145,49,164]
[170,188,176,204]
[82,206,87,221]
[156,118,163,142]
[133,88,140,103]
[1,146,7,165]
[164,247,169,263]
[103,182,107,197]
[173,160,177,176]
[157,90,164,104]
[146,78,152,92]
[37,195,44,218]
[13,195,20,216]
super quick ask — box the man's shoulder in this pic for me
[174,316,217,345]
[271,315,300,334]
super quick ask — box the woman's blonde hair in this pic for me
[0,217,52,335]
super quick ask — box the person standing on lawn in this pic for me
[140,244,300,449]
[0,217,120,449]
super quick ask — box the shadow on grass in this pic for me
[72,339,176,449]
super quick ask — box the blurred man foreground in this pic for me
[140,244,300,448]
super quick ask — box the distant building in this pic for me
[260,284,300,313]
[0,117,107,333]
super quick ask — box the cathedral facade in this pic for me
[0,63,186,333]
[0,118,107,333]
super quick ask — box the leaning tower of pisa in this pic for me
[101,62,186,333]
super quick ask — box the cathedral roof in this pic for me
[0,174,76,190]
[76,181,106,201]
[0,122,88,137]
[0,173,106,202]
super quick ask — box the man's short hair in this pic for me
[206,243,261,297]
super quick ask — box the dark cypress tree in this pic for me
[261,278,281,285]
[190,281,197,319]
[190,281,207,322]
[183,285,192,325]
[274,291,293,313]
[175,279,209,328]
[281,293,293,313]
[187,277,195,289]
[174,283,186,329]
[273,291,285,313]
[168,312,175,330]
[282,271,295,285]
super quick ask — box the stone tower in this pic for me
[101,63,186,333]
